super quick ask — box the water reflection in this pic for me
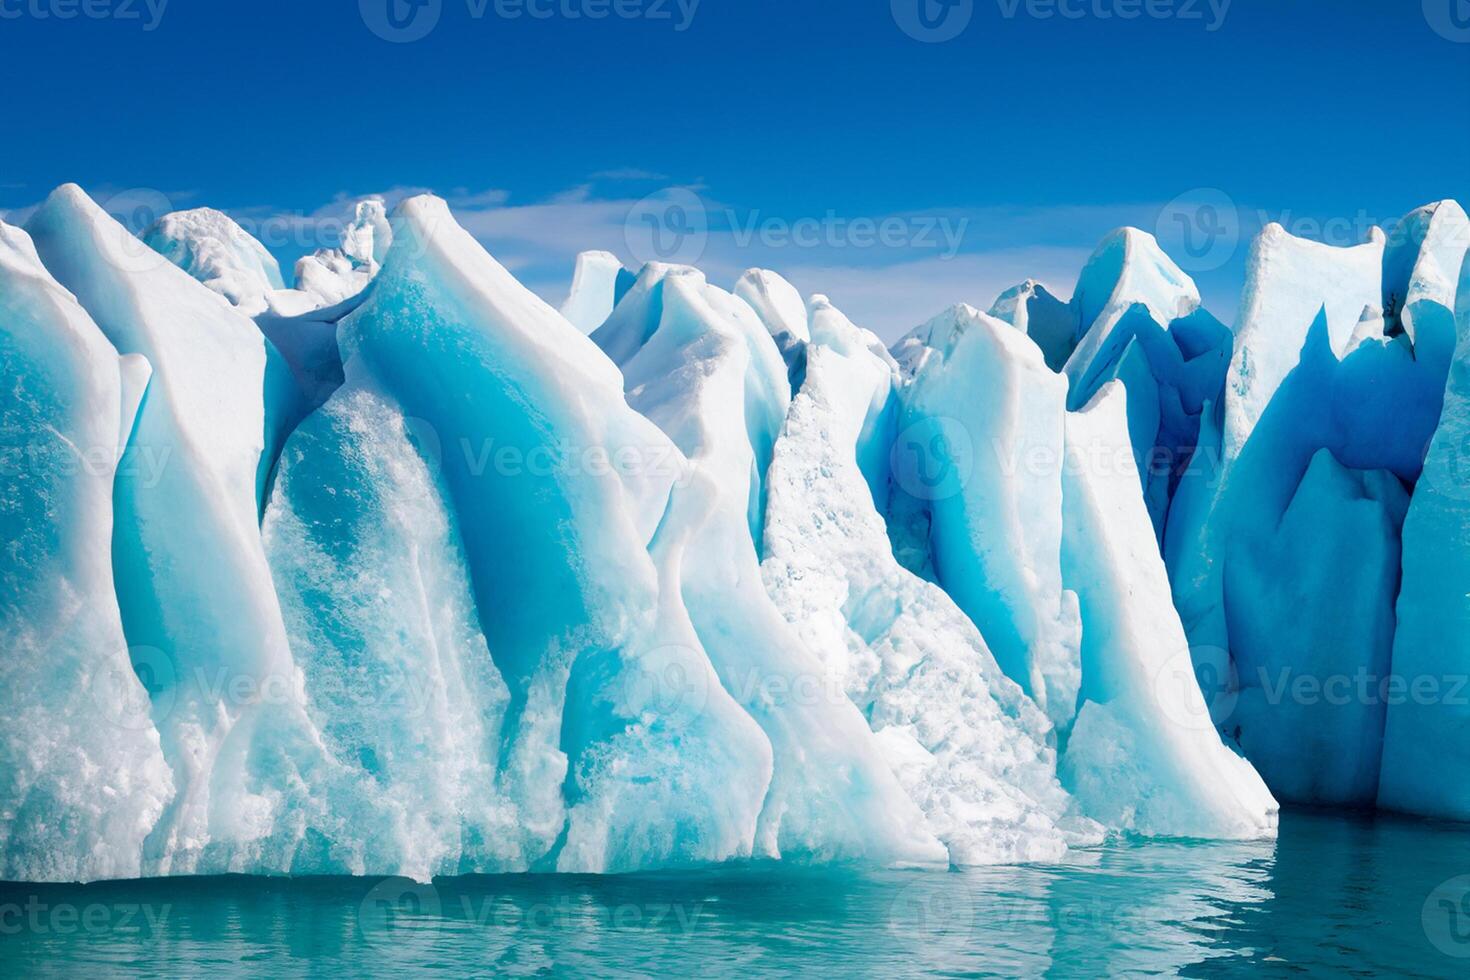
[2,811,1469,977]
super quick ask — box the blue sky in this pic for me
[1,0,1466,338]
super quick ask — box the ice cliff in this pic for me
[3,184,1467,883]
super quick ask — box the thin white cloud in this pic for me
[591,168,670,182]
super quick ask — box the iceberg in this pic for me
[560,250,634,334]
[761,304,1089,863]
[0,220,172,882]
[25,185,300,875]
[734,268,810,388]
[1058,384,1278,838]
[145,201,389,319]
[596,265,944,865]
[1061,231,1231,537]
[896,304,1082,733]
[330,197,775,873]
[1165,208,1467,812]
[1063,228,1200,396]
[142,207,286,314]
[31,184,1470,881]
[1223,222,1385,461]
[1379,244,1470,819]
[988,278,1078,374]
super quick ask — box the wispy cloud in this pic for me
[591,168,669,182]
[2,178,1254,341]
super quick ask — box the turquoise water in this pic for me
[4,810,1470,977]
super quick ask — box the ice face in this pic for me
[335,197,775,873]
[761,315,1092,864]
[1224,451,1406,806]
[561,250,635,334]
[1064,228,1200,393]
[19,183,1470,882]
[600,271,945,866]
[1163,206,1466,815]
[1379,246,1470,820]
[1058,384,1279,838]
[26,185,302,875]
[988,279,1079,374]
[0,221,173,882]
[1224,223,1386,461]
[143,207,286,314]
[897,305,1083,734]
[262,386,523,879]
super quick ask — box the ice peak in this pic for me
[143,206,286,311]
[1073,226,1198,331]
[561,250,634,334]
[735,268,809,345]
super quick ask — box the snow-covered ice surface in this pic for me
[761,312,1095,863]
[7,183,1470,883]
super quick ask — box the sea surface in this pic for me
[4,810,1470,977]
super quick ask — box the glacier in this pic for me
[3,182,1469,883]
